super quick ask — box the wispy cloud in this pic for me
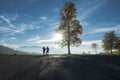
[27,35,41,42]
[52,7,59,12]
[9,37,17,40]
[19,45,42,49]
[0,27,11,32]
[89,24,120,34]
[0,15,15,28]
[12,13,18,21]
[82,40,102,45]
[0,14,41,38]
[27,37,55,44]
[40,16,48,21]
[0,39,6,44]
[33,39,56,44]
[78,0,107,21]
[27,32,62,44]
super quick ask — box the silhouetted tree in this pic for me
[56,2,82,54]
[91,43,98,54]
[102,31,118,54]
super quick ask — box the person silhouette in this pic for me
[43,46,45,55]
[46,46,49,55]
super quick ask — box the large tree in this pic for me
[56,2,82,54]
[102,31,118,54]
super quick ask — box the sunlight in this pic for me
[50,55,67,58]
[54,33,63,41]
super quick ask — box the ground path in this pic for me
[0,55,120,80]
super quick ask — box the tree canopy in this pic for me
[102,31,118,54]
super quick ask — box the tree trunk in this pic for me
[110,43,113,55]
[67,22,71,54]
[110,47,112,55]
[110,36,113,55]
[68,40,70,54]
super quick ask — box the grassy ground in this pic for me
[0,54,120,80]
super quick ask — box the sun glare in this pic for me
[54,33,63,41]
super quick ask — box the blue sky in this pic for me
[0,0,120,54]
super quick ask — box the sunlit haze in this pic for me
[54,33,63,41]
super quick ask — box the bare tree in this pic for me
[91,43,98,54]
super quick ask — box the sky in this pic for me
[0,0,120,54]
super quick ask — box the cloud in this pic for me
[27,32,62,44]
[0,15,41,37]
[11,13,18,21]
[78,0,106,21]
[10,24,40,35]
[81,21,90,27]
[9,37,17,40]
[33,39,55,44]
[0,15,10,24]
[0,39,6,44]
[25,15,33,18]
[89,24,120,34]
[0,27,11,32]
[27,35,41,42]
[0,15,15,28]
[40,16,48,21]
[82,40,102,45]
[0,14,45,50]
[28,38,55,44]
[49,22,59,30]
[52,7,59,12]
[19,45,42,49]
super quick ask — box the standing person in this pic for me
[43,46,45,55]
[46,46,49,55]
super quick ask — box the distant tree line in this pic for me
[102,31,120,54]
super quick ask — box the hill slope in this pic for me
[0,45,27,55]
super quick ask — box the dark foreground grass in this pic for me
[0,54,120,80]
[60,55,120,80]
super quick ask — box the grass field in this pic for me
[0,54,120,80]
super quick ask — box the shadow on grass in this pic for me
[3,54,120,80]
[60,55,120,80]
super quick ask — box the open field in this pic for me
[0,54,120,80]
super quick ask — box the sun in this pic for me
[54,33,63,41]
